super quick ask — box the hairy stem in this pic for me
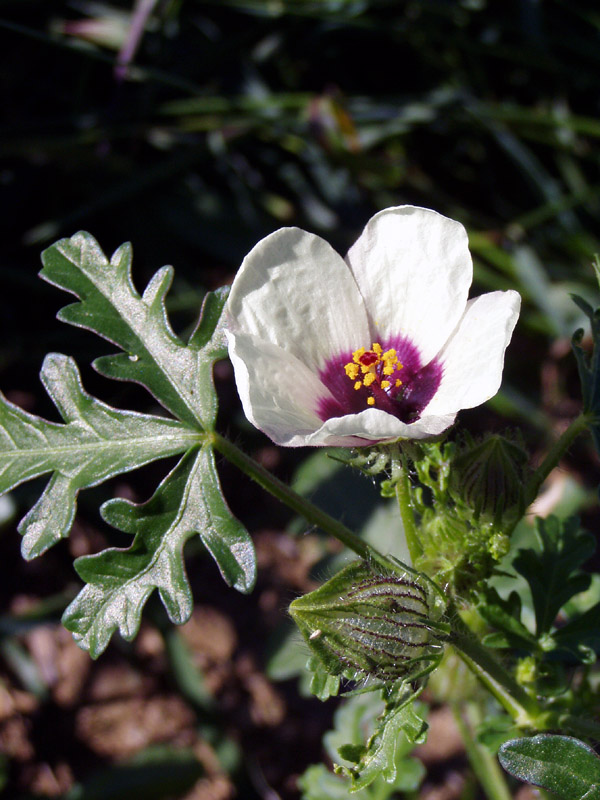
[211,433,384,564]
[391,448,423,563]
[447,608,545,727]
[523,413,590,508]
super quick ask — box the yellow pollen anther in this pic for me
[363,372,376,387]
[343,342,404,402]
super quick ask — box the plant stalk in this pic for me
[211,433,383,564]
[447,608,545,727]
[391,448,423,564]
[523,413,590,508]
[452,702,512,800]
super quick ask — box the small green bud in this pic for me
[516,656,537,685]
[489,532,510,560]
[290,560,440,683]
[450,434,528,525]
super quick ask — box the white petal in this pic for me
[345,206,472,364]
[227,227,370,371]
[227,332,331,447]
[305,409,458,447]
[424,290,521,416]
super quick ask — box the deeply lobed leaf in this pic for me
[40,232,229,430]
[0,354,198,559]
[513,516,594,637]
[63,445,256,658]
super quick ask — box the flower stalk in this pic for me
[390,447,423,564]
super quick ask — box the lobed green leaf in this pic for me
[63,444,255,658]
[0,353,198,559]
[40,232,229,430]
[513,516,594,637]
[334,692,427,791]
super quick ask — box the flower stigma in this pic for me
[343,343,403,409]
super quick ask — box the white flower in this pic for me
[225,206,521,447]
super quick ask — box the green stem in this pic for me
[211,433,382,565]
[523,413,590,508]
[391,448,423,563]
[452,702,512,800]
[447,609,545,727]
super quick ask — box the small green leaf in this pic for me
[41,232,229,430]
[62,445,255,657]
[513,516,594,636]
[0,353,197,559]
[299,693,425,799]
[478,589,540,653]
[499,735,600,799]
[551,600,600,662]
[335,693,427,791]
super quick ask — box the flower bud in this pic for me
[449,434,527,526]
[290,560,438,682]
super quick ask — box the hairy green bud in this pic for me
[449,434,528,526]
[290,560,441,683]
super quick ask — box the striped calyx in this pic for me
[450,434,527,525]
[290,560,436,682]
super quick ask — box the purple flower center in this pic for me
[317,336,442,424]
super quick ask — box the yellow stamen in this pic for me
[344,362,359,380]
[363,372,376,387]
[343,343,404,407]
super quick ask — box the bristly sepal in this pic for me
[290,560,445,691]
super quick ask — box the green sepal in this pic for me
[40,232,229,431]
[62,444,255,658]
[306,656,342,701]
[0,353,198,560]
[290,560,441,685]
[449,433,528,527]
[499,735,600,799]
